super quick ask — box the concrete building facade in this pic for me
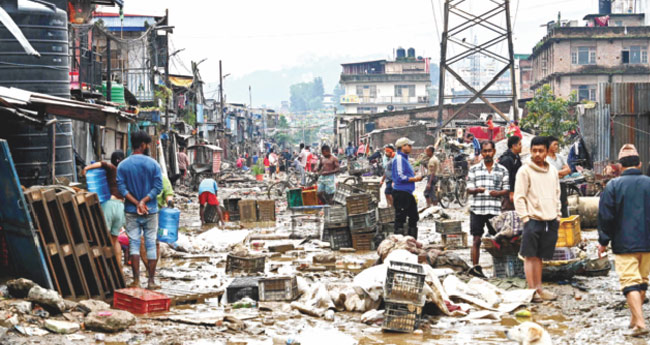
[529,12,650,101]
[339,50,431,114]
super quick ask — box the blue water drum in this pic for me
[86,168,111,203]
[158,208,181,243]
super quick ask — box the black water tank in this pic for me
[396,47,406,59]
[0,0,70,98]
[407,47,415,58]
[599,0,612,15]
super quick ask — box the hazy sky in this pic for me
[99,0,596,84]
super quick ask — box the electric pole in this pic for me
[219,60,224,128]
[437,0,519,131]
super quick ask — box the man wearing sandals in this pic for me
[598,144,650,337]
[117,131,163,290]
[514,136,560,303]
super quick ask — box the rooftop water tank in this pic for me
[407,48,416,58]
[599,0,612,14]
[0,0,70,98]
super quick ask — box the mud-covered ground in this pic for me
[0,175,641,345]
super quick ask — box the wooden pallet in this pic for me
[24,188,76,299]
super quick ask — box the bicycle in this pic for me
[267,171,319,199]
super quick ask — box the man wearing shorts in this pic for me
[82,150,125,269]
[117,131,163,289]
[199,178,224,226]
[514,136,561,302]
[598,144,650,336]
[466,141,509,267]
[423,145,440,207]
[316,145,339,204]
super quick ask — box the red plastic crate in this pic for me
[113,288,170,314]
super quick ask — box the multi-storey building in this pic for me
[529,2,650,101]
[339,48,431,114]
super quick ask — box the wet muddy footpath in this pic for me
[0,179,643,345]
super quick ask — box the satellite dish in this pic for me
[387,105,395,111]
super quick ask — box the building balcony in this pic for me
[340,95,429,105]
[339,73,430,83]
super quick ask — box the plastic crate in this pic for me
[378,207,395,224]
[324,205,347,224]
[348,158,371,175]
[113,288,170,315]
[361,181,381,201]
[351,232,375,251]
[346,194,373,215]
[435,220,462,234]
[382,301,422,333]
[258,276,298,301]
[332,184,364,205]
[302,190,319,206]
[384,261,426,304]
[224,198,241,221]
[441,232,467,249]
[557,215,581,247]
[492,255,525,278]
[329,227,352,250]
[226,254,266,275]
[238,200,257,222]
[203,204,221,224]
[349,211,377,233]
[379,222,396,235]
[549,247,576,261]
[287,189,303,208]
[257,200,276,221]
[226,277,260,303]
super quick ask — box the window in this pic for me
[622,46,648,64]
[355,85,377,97]
[571,47,596,65]
[356,106,377,114]
[394,85,415,97]
[574,85,596,101]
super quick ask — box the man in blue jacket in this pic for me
[392,137,424,238]
[598,144,650,337]
[117,130,163,290]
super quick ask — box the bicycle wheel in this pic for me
[268,181,292,199]
[436,178,449,209]
[455,178,468,206]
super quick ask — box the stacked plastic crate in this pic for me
[382,261,426,333]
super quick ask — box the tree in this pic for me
[289,77,325,113]
[278,115,289,129]
[521,84,577,143]
[332,83,345,111]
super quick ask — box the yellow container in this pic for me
[556,215,581,247]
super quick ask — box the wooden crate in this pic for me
[346,194,373,215]
[257,200,276,221]
[238,200,257,222]
[378,207,395,224]
[258,276,298,301]
[435,220,462,234]
[351,232,374,251]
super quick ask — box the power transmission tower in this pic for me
[437,0,519,130]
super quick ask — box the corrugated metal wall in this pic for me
[589,83,650,168]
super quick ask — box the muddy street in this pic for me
[0,175,639,345]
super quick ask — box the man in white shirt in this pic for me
[298,145,309,185]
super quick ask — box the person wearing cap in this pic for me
[380,144,396,206]
[514,136,560,302]
[598,144,650,337]
[392,137,424,238]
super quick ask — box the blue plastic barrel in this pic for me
[158,208,181,243]
[86,168,111,203]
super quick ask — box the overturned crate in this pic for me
[382,301,422,333]
[384,261,426,304]
[257,200,276,222]
[435,220,462,234]
[238,200,258,222]
[226,254,266,275]
[377,207,395,224]
[328,227,352,250]
[346,194,374,216]
[226,276,260,303]
[349,211,377,233]
[258,276,298,301]
[351,232,375,251]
